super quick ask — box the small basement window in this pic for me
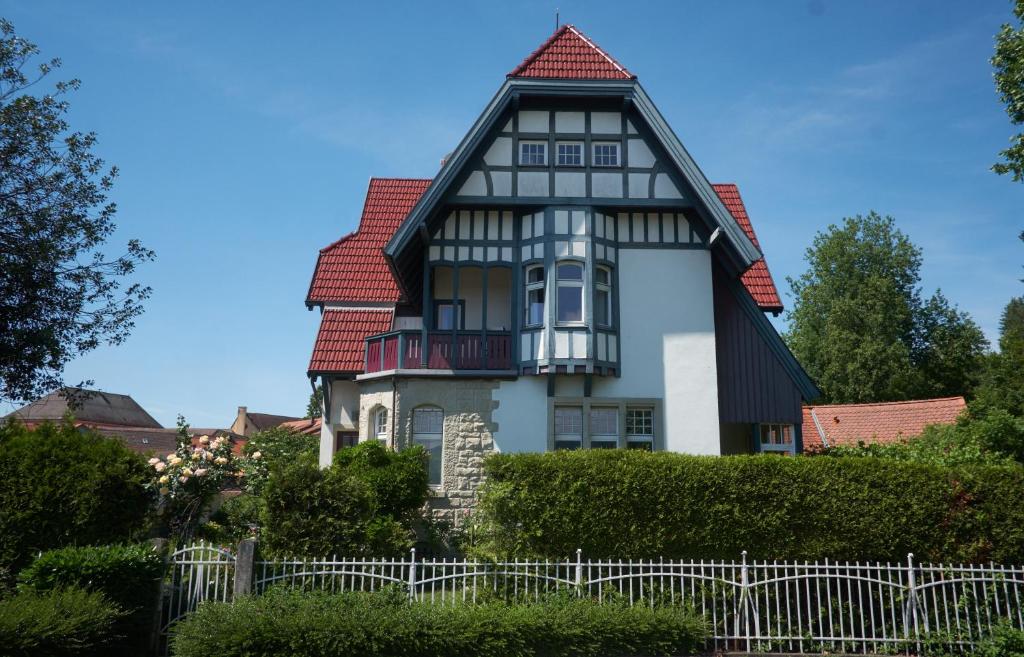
[556,142,583,166]
[593,142,619,167]
[519,141,547,166]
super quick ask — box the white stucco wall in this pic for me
[591,249,720,454]
[319,378,360,467]
[491,376,549,453]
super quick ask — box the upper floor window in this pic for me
[759,424,795,454]
[520,141,547,166]
[593,142,620,167]
[625,407,654,451]
[554,406,583,450]
[435,300,463,330]
[412,406,444,486]
[556,261,584,324]
[524,265,545,327]
[595,266,612,327]
[373,407,388,445]
[557,142,583,166]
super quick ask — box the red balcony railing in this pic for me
[364,330,512,373]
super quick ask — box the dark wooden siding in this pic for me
[713,265,803,424]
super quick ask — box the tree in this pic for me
[0,20,153,404]
[975,297,1024,417]
[786,213,987,403]
[305,384,322,419]
[993,0,1024,181]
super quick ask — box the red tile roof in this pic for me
[308,309,394,374]
[508,24,635,80]
[712,184,784,312]
[802,396,967,451]
[306,178,432,304]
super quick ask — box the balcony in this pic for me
[364,330,513,374]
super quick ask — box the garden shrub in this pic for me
[171,588,708,657]
[240,426,319,495]
[0,587,123,657]
[0,421,151,586]
[197,493,264,544]
[333,440,430,520]
[974,620,1024,657]
[18,543,164,656]
[475,450,1024,563]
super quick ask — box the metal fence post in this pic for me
[233,539,256,598]
[408,547,417,600]
[147,538,169,656]
[738,550,751,653]
[575,548,583,597]
[905,552,921,648]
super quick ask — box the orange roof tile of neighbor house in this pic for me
[712,184,783,313]
[802,396,967,451]
[308,308,394,374]
[507,24,636,80]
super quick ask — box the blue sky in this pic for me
[1,1,1021,426]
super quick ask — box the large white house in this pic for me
[305,25,819,520]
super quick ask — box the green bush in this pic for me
[197,493,264,544]
[475,450,1024,563]
[240,427,319,495]
[18,543,164,656]
[974,620,1024,657]
[0,421,152,585]
[0,587,124,657]
[171,589,707,657]
[333,441,430,520]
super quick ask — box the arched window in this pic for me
[556,261,584,324]
[412,406,444,486]
[524,264,545,326]
[372,407,388,445]
[595,265,612,327]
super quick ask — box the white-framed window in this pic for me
[554,406,583,450]
[589,407,618,449]
[595,265,612,327]
[524,264,545,326]
[759,423,795,454]
[519,141,547,166]
[593,142,619,167]
[412,406,444,486]
[625,407,654,451]
[373,407,388,445]
[555,261,584,324]
[556,141,583,166]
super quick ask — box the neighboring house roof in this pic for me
[245,413,302,432]
[89,426,180,455]
[712,184,783,313]
[278,417,322,436]
[7,388,162,429]
[309,309,394,374]
[306,178,432,305]
[802,396,967,451]
[508,24,635,80]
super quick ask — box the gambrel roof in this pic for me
[508,24,636,80]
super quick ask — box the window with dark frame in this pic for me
[595,266,612,327]
[759,423,795,454]
[625,407,654,451]
[412,407,444,485]
[524,265,545,326]
[556,261,584,324]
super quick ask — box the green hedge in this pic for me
[0,421,152,585]
[171,589,707,657]
[476,451,1024,563]
[0,587,123,657]
[18,543,164,656]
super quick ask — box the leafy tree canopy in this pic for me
[993,0,1024,181]
[786,212,987,403]
[305,385,322,419]
[0,19,153,404]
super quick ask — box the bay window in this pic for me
[556,261,584,324]
[524,265,545,326]
[595,266,612,327]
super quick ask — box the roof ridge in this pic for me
[507,23,635,80]
[564,25,631,78]
[805,396,966,410]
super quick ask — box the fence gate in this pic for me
[158,542,235,655]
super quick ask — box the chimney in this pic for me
[232,406,248,436]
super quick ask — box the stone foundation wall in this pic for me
[388,378,500,528]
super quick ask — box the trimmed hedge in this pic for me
[171,589,707,657]
[0,587,123,657]
[476,450,1024,563]
[18,543,164,656]
[0,421,151,585]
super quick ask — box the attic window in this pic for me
[519,141,547,166]
[593,142,619,167]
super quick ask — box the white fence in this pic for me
[160,542,1024,654]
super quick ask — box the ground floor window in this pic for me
[335,431,357,452]
[758,423,795,454]
[373,407,388,445]
[549,398,660,451]
[412,406,444,485]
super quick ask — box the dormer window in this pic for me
[556,142,583,166]
[593,142,619,167]
[556,261,584,325]
[524,265,545,326]
[519,141,547,166]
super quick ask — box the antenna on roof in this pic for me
[555,9,560,30]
